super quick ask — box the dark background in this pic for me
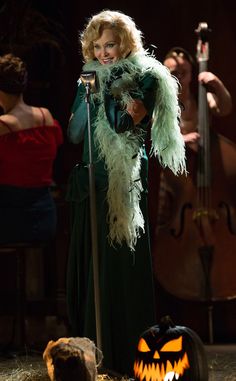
[1,1,235,139]
[1,0,235,173]
[0,0,236,346]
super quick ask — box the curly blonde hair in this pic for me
[0,53,27,94]
[80,10,145,62]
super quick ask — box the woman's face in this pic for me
[164,56,192,89]
[93,28,122,64]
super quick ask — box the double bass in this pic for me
[153,22,236,340]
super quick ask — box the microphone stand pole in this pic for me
[84,81,102,353]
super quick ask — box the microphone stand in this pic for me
[81,72,102,353]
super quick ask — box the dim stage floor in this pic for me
[0,344,235,381]
[205,344,236,381]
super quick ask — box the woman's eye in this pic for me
[106,43,115,49]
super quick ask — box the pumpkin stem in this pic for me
[160,315,175,331]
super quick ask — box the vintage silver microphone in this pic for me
[80,71,97,97]
[80,71,102,353]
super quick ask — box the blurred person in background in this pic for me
[0,53,63,244]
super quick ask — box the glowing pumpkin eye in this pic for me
[138,338,151,352]
[160,336,182,352]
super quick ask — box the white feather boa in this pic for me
[83,53,186,250]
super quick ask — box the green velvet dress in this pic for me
[66,54,186,376]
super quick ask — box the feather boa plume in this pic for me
[94,104,144,251]
[83,53,186,250]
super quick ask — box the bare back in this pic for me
[0,103,54,136]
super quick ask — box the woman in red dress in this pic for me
[0,53,63,244]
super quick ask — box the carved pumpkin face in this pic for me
[133,316,208,381]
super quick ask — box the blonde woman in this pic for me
[66,9,185,375]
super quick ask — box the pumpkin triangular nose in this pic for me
[153,350,160,359]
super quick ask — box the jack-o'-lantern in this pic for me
[133,316,208,381]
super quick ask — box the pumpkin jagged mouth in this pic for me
[133,352,190,381]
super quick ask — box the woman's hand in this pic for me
[198,71,232,116]
[183,131,200,152]
[126,99,147,125]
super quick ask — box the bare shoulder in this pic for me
[0,114,16,135]
[40,107,55,126]
[32,106,55,126]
